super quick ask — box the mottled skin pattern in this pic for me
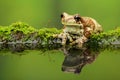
[58,12,103,48]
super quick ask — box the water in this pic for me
[0,50,120,80]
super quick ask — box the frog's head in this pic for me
[61,12,82,26]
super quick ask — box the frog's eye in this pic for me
[61,14,64,18]
[74,16,81,21]
[74,16,81,22]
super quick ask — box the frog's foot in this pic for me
[67,34,73,42]
[77,40,84,48]
[77,36,88,48]
[57,33,68,45]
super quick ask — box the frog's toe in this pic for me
[61,38,67,45]
[77,43,83,48]
[69,38,73,42]
[70,41,76,46]
[62,42,66,45]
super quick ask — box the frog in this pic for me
[58,12,103,48]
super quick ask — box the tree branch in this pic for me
[0,22,120,53]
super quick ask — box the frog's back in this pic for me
[82,17,103,33]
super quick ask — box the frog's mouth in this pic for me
[62,21,82,26]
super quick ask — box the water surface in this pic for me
[0,50,120,80]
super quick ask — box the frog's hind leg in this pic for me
[70,36,88,48]
[70,38,84,48]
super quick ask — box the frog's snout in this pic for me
[61,14,64,18]
[60,12,69,18]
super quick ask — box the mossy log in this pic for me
[0,22,120,53]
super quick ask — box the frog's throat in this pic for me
[62,22,82,27]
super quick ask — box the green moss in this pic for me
[91,27,120,40]
[0,22,61,41]
[0,22,62,52]
[10,22,37,34]
[0,22,120,52]
[38,28,61,41]
[89,27,120,51]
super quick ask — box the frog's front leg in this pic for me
[84,26,93,38]
[57,32,68,45]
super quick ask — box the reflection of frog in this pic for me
[58,12,103,48]
[61,48,99,74]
